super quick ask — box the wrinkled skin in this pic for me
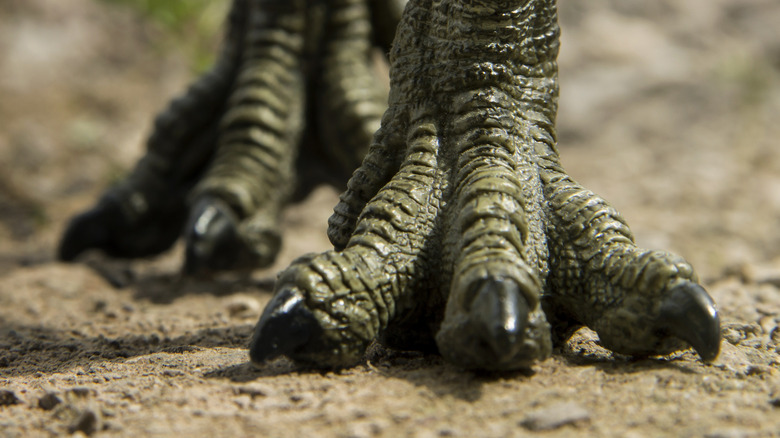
[249,0,721,371]
[61,0,721,371]
[59,0,404,276]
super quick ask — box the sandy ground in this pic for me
[1,0,779,436]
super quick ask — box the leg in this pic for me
[59,0,248,261]
[59,0,403,276]
[184,0,307,275]
[541,171,720,360]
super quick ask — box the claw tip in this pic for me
[249,288,320,365]
[659,282,721,363]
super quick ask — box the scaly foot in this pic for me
[59,0,402,276]
[250,0,720,371]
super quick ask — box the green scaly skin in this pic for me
[249,0,721,371]
[58,0,400,276]
[58,0,720,371]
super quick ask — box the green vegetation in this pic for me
[98,0,229,72]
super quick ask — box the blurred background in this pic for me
[1,0,779,282]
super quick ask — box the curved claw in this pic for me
[469,278,530,362]
[58,204,113,261]
[248,288,321,365]
[59,196,182,260]
[656,282,721,362]
[184,197,256,276]
[437,277,547,371]
[60,189,186,261]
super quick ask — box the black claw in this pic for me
[656,282,721,362]
[184,197,251,276]
[468,277,530,363]
[60,189,186,261]
[58,206,112,261]
[249,288,321,365]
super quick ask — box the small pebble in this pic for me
[520,402,590,431]
[236,384,270,398]
[744,364,772,376]
[38,392,62,410]
[68,409,99,436]
[234,395,251,409]
[226,296,262,317]
[102,420,123,432]
[758,316,777,336]
[722,322,761,346]
[121,303,136,313]
[68,387,94,398]
[0,389,20,406]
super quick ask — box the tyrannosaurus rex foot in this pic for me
[250,0,720,371]
[58,0,397,276]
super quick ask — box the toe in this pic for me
[436,277,551,371]
[585,278,721,362]
[654,281,720,362]
[58,204,113,261]
[249,287,323,366]
[184,197,243,275]
[542,175,721,362]
[184,196,280,276]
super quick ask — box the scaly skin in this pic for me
[58,0,400,276]
[250,0,721,371]
[58,0,720,371]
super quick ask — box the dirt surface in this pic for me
[1,0,780,436]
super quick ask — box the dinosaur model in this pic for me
[59,0,404,275]
[60,0,721,371]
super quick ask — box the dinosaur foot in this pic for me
[249,0,720,371]
[58,0,393,276]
